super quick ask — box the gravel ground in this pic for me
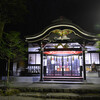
[0,96,43,100]
[0,96,68,100]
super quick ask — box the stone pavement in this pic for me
[6,72,99,90]
[0,72,100,90]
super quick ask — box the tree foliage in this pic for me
[0,31,27,61]
[0,0,28,39]
[96,34,100,52]
[0,0,28,23]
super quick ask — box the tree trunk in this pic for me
[7,58,10,84]
[0,22,5,39]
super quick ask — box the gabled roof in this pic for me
[26,18,98,43]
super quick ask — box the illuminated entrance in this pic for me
[46,56,81,76]
[44,51,82,77]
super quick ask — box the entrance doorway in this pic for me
[44,55,82,77]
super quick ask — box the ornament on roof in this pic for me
[48,29,73,42]
[52,29,73,37]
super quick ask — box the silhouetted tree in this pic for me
[0,0,28,39]
[0,31,27,84]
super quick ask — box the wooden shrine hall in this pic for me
[26,18,99,81]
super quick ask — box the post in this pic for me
[62,56,64,76]
[82,42,86,80]
[7,59,10,84]
[40,42,43,81]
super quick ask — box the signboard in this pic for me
[44,51,82,55]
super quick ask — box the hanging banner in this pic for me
[43,51,82,55]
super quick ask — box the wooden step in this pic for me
[43,76,83,81]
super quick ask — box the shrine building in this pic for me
[26,18,99,81]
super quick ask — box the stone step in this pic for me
[16,87,100,94]
[43,76,83,81]
[18,92,100,100]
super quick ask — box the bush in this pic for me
[0,89,4,96]
[5,88,20,96]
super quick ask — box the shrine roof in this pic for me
[26,18,98,43]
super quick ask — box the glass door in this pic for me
[63,56,72,76]
[46,56,55,76]
[72,55,80,76]
[55,56,63,76]
[45,55,81,77]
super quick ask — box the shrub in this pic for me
[5,88,20,96]
[0,89,4,96]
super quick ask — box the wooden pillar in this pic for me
[82,42,86,80]
[40,42,43,81]
[99,53,100,64]
[62,56,64,76]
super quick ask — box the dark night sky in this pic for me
[5,0,100,36]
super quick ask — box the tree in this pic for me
[96,34,100,52]
[0,31,27,84]
[0,0,28,39]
